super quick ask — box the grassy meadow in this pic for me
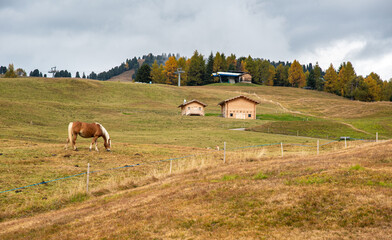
[0,77,392,239]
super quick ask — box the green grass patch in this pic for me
[250,120,373,140]
[221,174,240,181]
[252,172,268,180]
[349,164,365,171]
[256,113,315,121]
[70,192,89,203]
[291,174,332,185]
[366,181,392,188]
[205,113,221,117]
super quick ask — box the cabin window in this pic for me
[248,114,251,118]
[188,107,190,110]
[199,107,201,110]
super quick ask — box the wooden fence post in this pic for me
[86,163,90,194]
[376,132,378,142]
[317,140,319,155]
[281,142,283,157]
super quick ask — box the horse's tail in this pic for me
[67,122,73,142]
[65,122,73,150]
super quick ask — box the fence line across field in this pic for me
[0,135,381,195]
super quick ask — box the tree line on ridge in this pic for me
[1,51,391,102]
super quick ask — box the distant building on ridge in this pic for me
[212,71,252,84]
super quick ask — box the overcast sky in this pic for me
[1,0,391,80]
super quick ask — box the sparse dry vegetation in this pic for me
[1,77,392,239]
[1,140,391,239]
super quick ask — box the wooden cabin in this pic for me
[178,99,207,116]
[239,73,252,83]
[218,95,259,119]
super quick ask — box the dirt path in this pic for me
[236,91,372,136]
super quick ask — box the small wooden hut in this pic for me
[178,99,207,116]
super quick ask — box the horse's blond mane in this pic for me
[96,122,110,145]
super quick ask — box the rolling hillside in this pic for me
[0,77,391,239]
[106,69,135,82]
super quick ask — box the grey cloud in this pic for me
[0,0,391,79]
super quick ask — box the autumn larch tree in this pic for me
[288,60,306,88]
[151,60,165,84]
[338,61,356,97]
[364,74,381,101]
[163,56,178,85]
[213,52,227,74]
[4,64,17,78]
[226,54,237,71]
[324,64,339,94]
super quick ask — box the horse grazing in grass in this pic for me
[66,121,111,152]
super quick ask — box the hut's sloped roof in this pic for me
[178,99,208,108]
[218,95,260,106]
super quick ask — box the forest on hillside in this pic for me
[94,51,392,102]
[1,51,391,102]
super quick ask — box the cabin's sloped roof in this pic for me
[218,95,260,106]
[178,99,208,108]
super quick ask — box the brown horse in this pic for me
[66,121,111,151]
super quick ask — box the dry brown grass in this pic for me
[1,140,391,239]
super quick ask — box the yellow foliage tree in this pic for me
[324,64,339,93]
[364,75,381,101]
[266,65,275,86]
[288,60,306,88]
[4,64,17,78]
[226,54,237,71]
[338,61,356,96]
[151,60,165,84]
[240,60,247,72]
[163,56,178,85]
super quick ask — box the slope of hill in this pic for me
[106,69,135,82]
[1,140,391,239]
[1,77,392,239]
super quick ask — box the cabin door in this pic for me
[235,113,246,119]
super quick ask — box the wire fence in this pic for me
[0,136,383,195]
